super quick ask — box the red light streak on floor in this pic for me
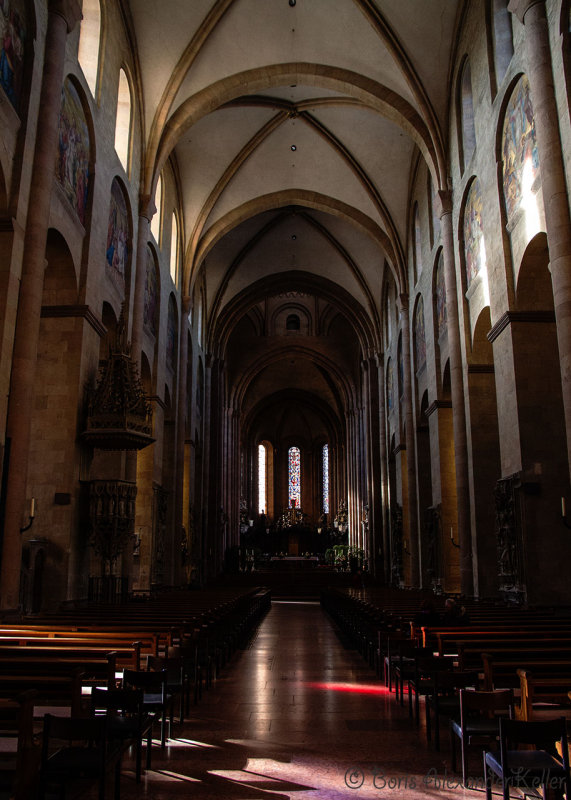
[305,681,392,695]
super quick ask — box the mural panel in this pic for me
[0,0,25,111]
[463,178,486,287]
[414,295,426,369]
[502,74,539,221]
[105,178,129,294]
[143,247,158,338]
[166,296,177,372]
[387,358,393,413]
[56,77,90,224]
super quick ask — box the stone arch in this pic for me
[468,306,501,596]
[150,63,444,200]
[515,232,552,311]
[26,228,83,607]
[270,302,312,336]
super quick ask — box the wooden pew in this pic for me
[0,669,83,716]
[0,637,142,670]
[0,691,38,800]
[516,669,571,721]
[0,648,118,689]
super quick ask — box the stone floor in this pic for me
[97,601,490,799]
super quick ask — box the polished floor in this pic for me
[113,601,482,799]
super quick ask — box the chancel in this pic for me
[0,0,570,797]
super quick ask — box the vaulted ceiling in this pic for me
[126,0,463,421]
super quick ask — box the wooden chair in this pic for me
[123,668,173,747]
[91,687,153,782]
[147,655,186,723]
[484,716,570,800]
[450,688,513,787]
[425,670,479,750]
[38,713,122,800]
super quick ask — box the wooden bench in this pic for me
[516,669,571,721]
[0,691,38,800]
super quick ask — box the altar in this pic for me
[269,556,319,570]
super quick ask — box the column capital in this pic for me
[139,193,156,221]
[436,189,453,219]
[508,0,545,24]
[48,0,82,32]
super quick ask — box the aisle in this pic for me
[126,601,475,799]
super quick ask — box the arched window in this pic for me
[150,174,163,243]
[493,0,513,86]
[459,59,476,172]
[288,446,301,508]
[258,444,267,514]
[114,68,132,173]
[78,0,101,97]
[286,314,300,331]
[322,444,330,514]
[170,212,179,284]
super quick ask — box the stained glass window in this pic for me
[322,444,329,514]
[288,446,301,508]
[258,444,266,514]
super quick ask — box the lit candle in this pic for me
[30,498,35,518]
[562,497,567,518]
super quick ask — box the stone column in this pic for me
[364,355,384,578]
[509,0,571,484]
[438,191,473,596]
[0,0,81,610]
[173,297,191,583]
[377,354,390,583]
[398,294,420,587]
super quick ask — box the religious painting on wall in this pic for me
[435,252,447,337]
[463,178,486,287]
[414,204,422,280]
[105,178,129,294]
[56,77,90,224]
[386,358,394,413]
[397,335,404,398]
[0,0,25,112]
[414,295,426,370]
[502,74,539,221]
[143,246,158,337]
[166,296,177,372]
